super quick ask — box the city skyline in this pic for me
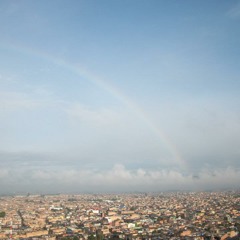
[0,0,240,193]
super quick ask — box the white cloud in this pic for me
[0,164,239,193]
[0,169,9,178]
[65,103,123,126]
[0,87,58,112]
[0,91,41,111]
[227,2,240,19]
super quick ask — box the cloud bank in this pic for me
[0,164,239,194]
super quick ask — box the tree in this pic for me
[0,211,6,218]
[96,230,104,240]
[88,234,96,240]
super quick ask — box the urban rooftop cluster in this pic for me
[0,191,239,240]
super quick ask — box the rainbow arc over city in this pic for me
[1,41,186,169]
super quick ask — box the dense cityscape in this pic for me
[0,191,239,240]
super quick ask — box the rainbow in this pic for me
[1,41,186,169]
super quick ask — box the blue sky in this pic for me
[0,0,240,194]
